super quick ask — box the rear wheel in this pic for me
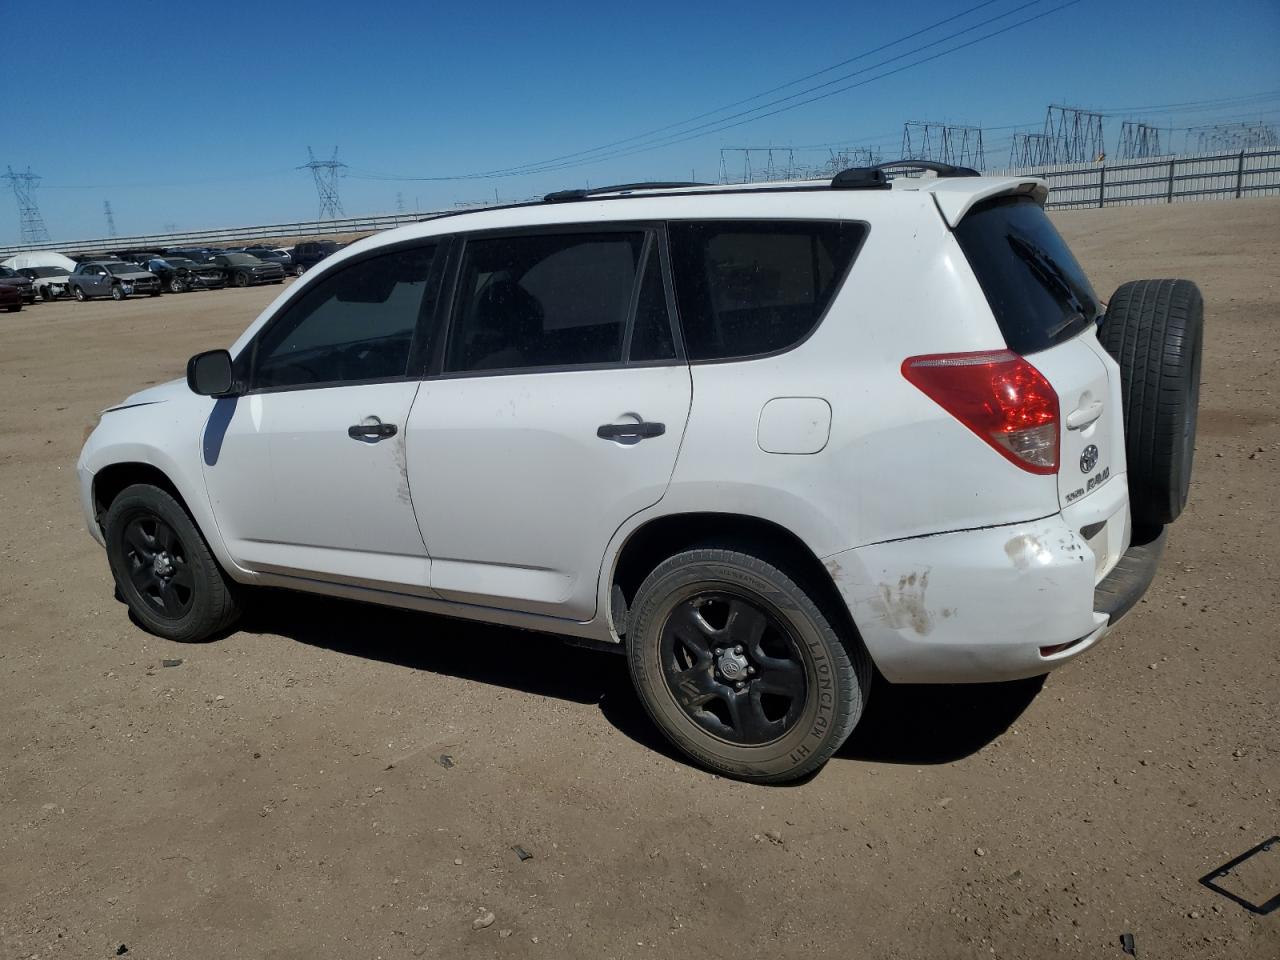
[104,484,241,642]
[1099,279,1204,526]
[627,547,870,783]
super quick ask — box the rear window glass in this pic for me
[667,220,865,361]
[954,197,1101,354]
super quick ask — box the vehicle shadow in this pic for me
[236,590,1043,772]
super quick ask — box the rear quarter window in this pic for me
[667,220,866,361]
[954,197,1101,355]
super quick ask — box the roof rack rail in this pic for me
[542,181,710,203]
[872,159,980,177]
[830,168,891,190]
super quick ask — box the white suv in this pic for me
[78,164,1203,783]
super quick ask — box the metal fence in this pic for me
[985,147,1280,209]
[0,210,453,258]
[5,147,1279,257]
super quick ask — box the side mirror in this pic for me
[186,349,236,396]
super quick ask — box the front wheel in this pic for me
[104,484,241,642]
[234,272,248,287]
[73,285,88,302]
[168,276,186,293]
[110,284,125,301]
[627,548,870,783]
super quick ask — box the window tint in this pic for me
[667,220,865,361]
[446,231,644,372]
[249,245,437,390]
[627,240,676,362]
[953,196,1101,355]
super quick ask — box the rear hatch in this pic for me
[953,196,1122,510]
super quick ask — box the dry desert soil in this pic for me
[1,198,1277,959]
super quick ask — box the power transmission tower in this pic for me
[718,147,802,183]
[298,146,346,219]
[1008,132,1052,167]
[3,165,51,244]
[104,201,117,238]
[1190,121,1279,152]
[1043,105,1106,163]
[901,122,986,169]
[1116,121,1163,159]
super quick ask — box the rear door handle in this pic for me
[597,421,666,442]
[1066,401,1104,431]
[348,421,398,441]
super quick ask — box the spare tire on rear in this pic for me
[1098,279,1203,527]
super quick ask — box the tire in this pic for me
[73,285,87,302]
[295,263,307,276]
[627,547,871,784]
[104,484,241,642]
[110,284,125,301]
[5,304,19,313]
[1098,279,1203,527]
[234,272,248,287]
[168,276,186,294]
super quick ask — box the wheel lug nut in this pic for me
[747,666,756,675]
[734,646,743,654]
[715,648,723,656]
[734,682,744,691]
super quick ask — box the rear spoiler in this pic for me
[926,179,1049,228]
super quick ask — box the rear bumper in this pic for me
[825,481,1162,683]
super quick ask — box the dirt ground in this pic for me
[1,199,1276,960]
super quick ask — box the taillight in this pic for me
[902,350,1059,474]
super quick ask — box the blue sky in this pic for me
[7,0,1279,243]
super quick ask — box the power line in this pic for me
[348,0,1077,183]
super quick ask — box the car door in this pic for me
[201,241,445,591]
[81,265,104,296]
[406,226,692,621]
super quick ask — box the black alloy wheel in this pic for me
[119,514,195,620]
[234,272,249,287]
[660,591,807,745]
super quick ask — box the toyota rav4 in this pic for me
[77,163,1203,782]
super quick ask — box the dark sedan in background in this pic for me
[0,283,23,312]
[207,253,285,287]
[0,266,37,304]
[145,257,227,293]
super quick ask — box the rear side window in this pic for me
[667,220,865,361]
[445,231,645,372]
[954,197,1101,355]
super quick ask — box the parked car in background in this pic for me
[17,266,73,300]
[68,261,162,300]
[238,246,293,272]
[207,253,285,287]
[145,257,227,293]
[164,247,221,264]
[0,266,37,304]
[0,282,22,312]
[289,240,340,275]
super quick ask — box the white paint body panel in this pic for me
[406,365,692,619]
[78,173,1149,684]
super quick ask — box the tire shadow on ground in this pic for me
[232,589,1043,772]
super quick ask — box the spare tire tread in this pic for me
[1099,278,1203,527]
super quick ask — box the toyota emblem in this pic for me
[1080,444,1099,473]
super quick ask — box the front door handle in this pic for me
[348,421,398,441]
[597,421,666,442]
